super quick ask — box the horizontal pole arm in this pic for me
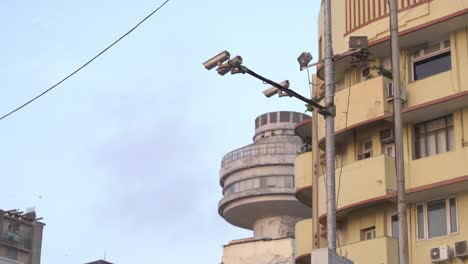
[237,65,326,113]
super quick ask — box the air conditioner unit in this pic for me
[455,240,468,258]
[430,245,451,262]
[386,82,407,103]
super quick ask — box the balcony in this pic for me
[295,219,312,264]
[406,147,468,203]
[317,76,392,148]
[295,152,313,207]
[318,155,396,221]
[5,232,22,244]
[339,236,398,264]
[220,142,299,184]
[2,232,30,253]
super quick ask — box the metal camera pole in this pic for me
[324,0,337,253]
[389,1,410,263]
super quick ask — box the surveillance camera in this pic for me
[263,80,290,98]
[231,68,244,75]
[263,87,280,98]
[279,80,290,88]
[216,63,231,76]
[228,55,243,68]
[203,50,231,70]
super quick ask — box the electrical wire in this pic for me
[334,71,353,257]
[0,0,171,121]
[335,75,352,210]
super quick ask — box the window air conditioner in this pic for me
[430,245,451,262]
[455,240,468,258]
[386,82,407,103]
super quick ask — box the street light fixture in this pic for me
[297,52,313,69]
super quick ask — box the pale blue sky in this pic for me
[0,1,319,263]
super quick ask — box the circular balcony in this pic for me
[295,151,313,207]
[220,141,300,185]
[218,111,312,231]
[218,187,310,230]
[295,218,312,264]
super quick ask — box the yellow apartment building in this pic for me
[294,0,468,263]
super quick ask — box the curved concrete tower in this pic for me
[219,111,311,264]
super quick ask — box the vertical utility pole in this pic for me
[324,0,337,253]
[313,109,321,249]
[389,1,410,264]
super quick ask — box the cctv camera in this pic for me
[228,55,243,68]
[216,63,231,76]
[263,87,280,98]
[263,80,290,98]
[203,51,231,70]
[279,80,290,88]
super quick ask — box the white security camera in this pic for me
[203,51,231,70]
[262,80,290,98]
[216,63,231,76]
[228,55,243,68]
[263,87,280,98]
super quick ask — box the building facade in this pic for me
[0,210,44,264]
[294,1,468,263]
[218,111,311,264]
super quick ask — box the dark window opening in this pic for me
[413,51,451,81]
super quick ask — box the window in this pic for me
[384,143,395,157]
[361,66,370,79]
[224,176,294,195]
[8,222,20,234]
[414,115,454,159]
[390,214,399,238]
[416,197,458,240]
[357,139,372,160]
[361,226,376,240]
[412,40,451,81]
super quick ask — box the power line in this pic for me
[0,0,171,121]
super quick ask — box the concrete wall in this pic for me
[222,238,294,264]
[318,0,468,56]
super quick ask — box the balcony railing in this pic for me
[295,219,313,262]
[295,152,313,207]
[317,76,392,141]
[221,142,299,167]
[318,154,396,217]
[4,232,22,244]
[339,236,398,264]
